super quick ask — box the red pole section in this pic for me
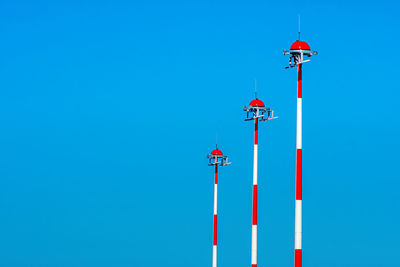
[295,64,303,267]
[251,118,259,267]
[213,164,218,267]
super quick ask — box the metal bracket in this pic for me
[244,106,277,122]
[284,49,317,68]
[207,154,231,166]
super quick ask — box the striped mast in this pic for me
[213,163,218,267]
[207,147,230,267]
[295,63,303,267]
[244,94,277,267]
[252,117,258,267]
[283,23,317,267]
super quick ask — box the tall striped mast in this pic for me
[295,60,303,267]
[284,31,317,267]
[207,146,230,267]
[244,96,277,267]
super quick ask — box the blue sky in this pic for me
[0,0,399,266]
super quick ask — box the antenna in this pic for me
[216,133,218,149]
[254,78,257,99]
[243,93,277,267]
[283,25,318,267]
[206,146,230,267]
[298,14,301,40]
[283,18,317,69]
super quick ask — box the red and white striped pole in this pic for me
[295,63,303,267]
[207,148,230,267]
[244,98,276,267]
[213,164,218,267]
[284,37,316,267]
[252,118,259,267]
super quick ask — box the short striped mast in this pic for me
[244,95,277,267]
[213,163,218,267]
[283,27,317,267]
[207,147,230,267]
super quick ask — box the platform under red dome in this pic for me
[211,149,223,155]
[249,99,265,107]
[290,40,311,50]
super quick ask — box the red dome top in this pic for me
[211,149,223,155]
[249,99,265,107]
[290,40,311,50]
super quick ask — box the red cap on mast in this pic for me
[211,149,223,155]
[290,40,311,50]
[249,99,265,107]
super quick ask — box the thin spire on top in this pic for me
[254,78,257,99]
[216,133,218,149]
[298,14,301,40]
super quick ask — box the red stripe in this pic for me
[213,215,217,245]
[252,185,257,225]
[214,165,218,184]
[254,118,258,145]
[295,249,302,267]
[252,265,257,267]
[296,149,302,200]
[297,64,302,98]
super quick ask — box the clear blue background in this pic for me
[0,0,399,266]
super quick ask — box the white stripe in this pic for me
[253,144,258,185]
[251,225,257,264]
[296,98,302,149]
[213,184,218,215]
[213,245,217,267]
[295,200,302,249]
